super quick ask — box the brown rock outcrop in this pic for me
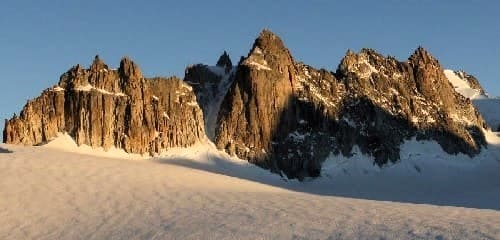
[3,30,490,180]
[213,30,487,179]
[215,29,299,169]
[337,47,486,160]
[4,56,204,155]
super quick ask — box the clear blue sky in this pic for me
[1,1,499,131]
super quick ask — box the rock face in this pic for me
[215,30,300,171]
[337,47,486,162]
[184,53,236,140]
[4,56,204,155]
[214,30,487,179]
[3,30,490,180]
[216,51,233,72]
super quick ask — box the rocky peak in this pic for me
[90,55,109,72]
[216,29,299,169]
[4,57,205,156]
[3,30,490,181]
[407,47,462,112]
[216,51,232,71]
[255,29,283,50]
[73,64,84,74]
[249,29,295,63]
[337,48,385,79]
[56,56,124,94]
[57,64,82,88]
[119,56,142,80]
[409,46,439,66]
[240,29,295,73]
[214,32,487,179]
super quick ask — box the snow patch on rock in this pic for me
[73,84,127,97]
[444,69,483,99]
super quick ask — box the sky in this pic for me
[1,1,499,135]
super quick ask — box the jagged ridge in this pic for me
[3,30,490,180]
[212,31,487,179]
[4,56,204,155]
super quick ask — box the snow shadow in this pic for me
[159,154,500,211]
[171,86,495,209]
[472,98,500,131]
[212,90,487,181]
[0,147,12,153]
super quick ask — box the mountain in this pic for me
[3,56,204,155]
[212,30,487,179]
[184,52,236,140]
[3,30,492,180]
[444,69,500,131]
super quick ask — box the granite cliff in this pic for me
[4,30,490,180]
[212,30,487,179]
[4,56,204,155]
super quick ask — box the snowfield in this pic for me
[1,132,500,239]
[444,69,500,130]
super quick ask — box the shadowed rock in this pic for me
[216,51,233,72]
[3,30,490,180]
[213,30,487,179]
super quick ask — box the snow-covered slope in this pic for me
[204,66,236,140]
[0,131,499,239]
[444,69,484,99]
[445,69,500,130]
[43,133,150,160]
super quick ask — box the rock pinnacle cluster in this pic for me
[4,30,489,179]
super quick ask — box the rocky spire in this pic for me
[119,56,142,79]
[254,29,287,53]
[337,48,385,81]
[215,28,299,172]
[216,51,232,71]
[243,29,296,66]
[4,57,205,156]
[3,30,490,180]
[90,54,108,72]
[407,46,460,111]
[214,33,487,179]
[409,46,438,66]
[239,29,297,75]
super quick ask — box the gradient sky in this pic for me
[1,1,499,134]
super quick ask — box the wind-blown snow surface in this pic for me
[1,133,500,239]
